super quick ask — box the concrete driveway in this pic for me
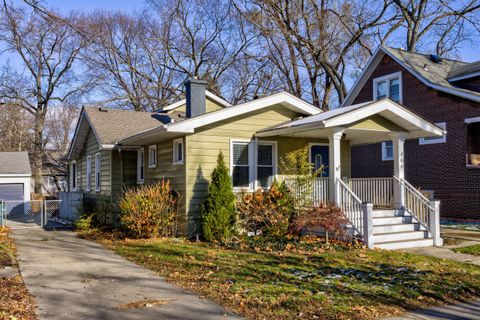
[12,228,241,320]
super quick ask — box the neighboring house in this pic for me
[0,152,31,201]
[66,79,444,249]
[342,46,480,220]
[37,150,68,197]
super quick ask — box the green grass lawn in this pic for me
[81,232,480,320]
[453,244,480,256]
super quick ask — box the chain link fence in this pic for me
[0,200,63,228]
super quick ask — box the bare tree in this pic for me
[0,3,89,193]
[389,0,480,55]
[44,103,79,151]
[0,102,33,152]
[235,0,393,109]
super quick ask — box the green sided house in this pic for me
[65,79,445,249]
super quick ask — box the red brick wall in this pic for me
[351,54,480,219]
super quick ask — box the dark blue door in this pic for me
[310,145,329,177]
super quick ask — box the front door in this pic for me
[310,145,329,177]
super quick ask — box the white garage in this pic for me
[0,152,31,202]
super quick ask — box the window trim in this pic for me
[86,155,92,192]
[172,138,184,165]
[137,149,145,184]
[373,71,403,103]
[148,145,157,168]
[230,139,254,191]
[381,141,394,161]
[70,160,77,191]
[419,122,447,145]
[255,140,278,190]
[95,153,101,192]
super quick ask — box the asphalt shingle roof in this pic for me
[384,47,480,100]
[84,107,182,145]
[0,152,31,175]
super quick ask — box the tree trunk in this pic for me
[33,111,46,195]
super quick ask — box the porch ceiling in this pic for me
[255,99,444,146]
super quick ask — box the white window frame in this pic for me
[137,149,145,184]
[95,153,101,192]
[86,155,92,192]
[419,122,447,145]
[373,71,403,103]
[255,141,278,189]
[172,138,184,165]
[230,139,254,191]
[381,141,394,161]
[148,145,157,168]
[70,160,77,191]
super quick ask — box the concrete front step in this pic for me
[373,216,412,226]
[374,238,434,250]
[373,223,422,233]
[373,230,429,243]
[372,209,404,218]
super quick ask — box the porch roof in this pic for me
[255,99,444,145]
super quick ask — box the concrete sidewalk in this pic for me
[12,228,241,320]
[383,299,480,319]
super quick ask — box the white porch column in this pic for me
[328,128,344,204]
[390,132,407,209]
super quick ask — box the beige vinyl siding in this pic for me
[73,127,112,197]
[166,97,225,114]
[111,150,137,201]
[348,114,405,132]
[185,106,308,233]
[144,139,187,231]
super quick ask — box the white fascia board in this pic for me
[162,99,186,111]
[67,109,104,159]
[448,71,480,82]
[100,144,115,150]
[118,125,167,145]
[465,117,480,124]
[341,47,384,107]
[166,92,320,133]
[0,174,32,177]
[325,100,443,136]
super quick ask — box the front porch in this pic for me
[258,99,445,249]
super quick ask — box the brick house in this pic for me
[343,46,480,220]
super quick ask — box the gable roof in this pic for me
[257,99,444,144]
[161,90,231,112]
[119,91,321,145]
[67,107,171,159]
[0,152,31,175]
[342,46,480,107]
[448,61,480,82]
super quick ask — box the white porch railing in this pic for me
[347,177,394,208]
[337,178,366,239]
[283,177,329,206]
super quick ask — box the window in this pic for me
[257,142,276,188]
[149,145,157,168]
[466,120,480,167]
[382,141,394,161]
[173,138,184,164]
[70,160,77,191]
[137,149,144,183]
[95,153,101,191]
[231,141,250,188]
[419,122,447,145]
[230,140,277,190]
[86,155,92,191]
[373,72,402,103]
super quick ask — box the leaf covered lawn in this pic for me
[453,244,480,256]
[81,231,480,320]
[0,228,37,320]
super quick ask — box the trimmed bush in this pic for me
[201,152,236,242]
[119,180,179,238]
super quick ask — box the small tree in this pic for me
[201,152,236,242]
[280,146,322,208]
